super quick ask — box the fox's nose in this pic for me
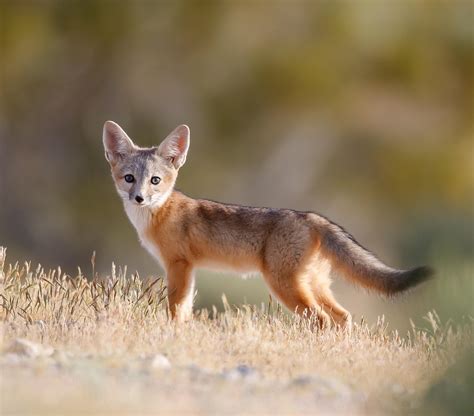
[135,195,144,204]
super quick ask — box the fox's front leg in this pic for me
[166,260,195,322]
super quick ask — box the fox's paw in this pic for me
[332,313,352,334]
[340,314,353,334]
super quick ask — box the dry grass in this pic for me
[0,247,472,416]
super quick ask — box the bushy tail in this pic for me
[315,217,434,295]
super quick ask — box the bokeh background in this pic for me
[1,1,472,330]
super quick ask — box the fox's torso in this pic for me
[125,190,315,276]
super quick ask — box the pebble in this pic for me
[150,354,172,370]
[222,365,260,382]
[291,375,355,401]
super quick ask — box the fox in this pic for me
[102,120,433,327]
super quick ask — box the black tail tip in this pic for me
[388,265,435,295]
[413,265,435,279]
[406,265,435,288]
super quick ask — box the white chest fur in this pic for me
[124,202,165,269]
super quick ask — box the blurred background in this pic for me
[1,1,472,330]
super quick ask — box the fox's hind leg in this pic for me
[263,226,331,328]
[263,272,331,329]
[316,288,352,329]
[311,270,352,328]
[307,251,352,329]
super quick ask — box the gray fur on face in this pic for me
[115,149,176,207]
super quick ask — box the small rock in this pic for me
[3,338,54,358]
[291,375,315,386]
[222,365,260,382]
[186,364,212,381]
[149,354,171,370]
[291,375,354,401]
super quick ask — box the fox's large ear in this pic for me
[102,121,135,164]
[157,124,190,169]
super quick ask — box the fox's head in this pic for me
[102,121,190,208]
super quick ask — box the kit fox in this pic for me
[103,121,433,326]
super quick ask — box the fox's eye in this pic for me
[124,174,135,183]
[151,176,161,185]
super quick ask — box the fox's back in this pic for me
[148,192,315,273]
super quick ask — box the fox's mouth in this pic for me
[130,200,149,207]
